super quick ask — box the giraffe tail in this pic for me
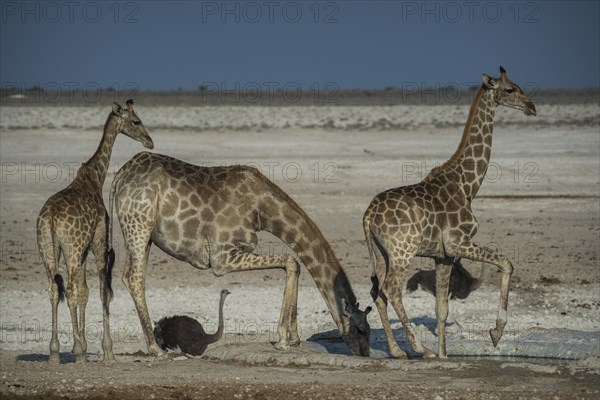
[54,274,66,303]
[362,215,380,301]
[104,167,124,306]
[103,210,115,305]
[39,213,66,303]
[107,164,129,257]
[107,168,120,254]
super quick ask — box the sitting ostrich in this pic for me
[406,259,484,300]
[153,289,231,356]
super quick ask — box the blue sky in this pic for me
[1,1,599,89]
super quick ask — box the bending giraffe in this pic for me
[364,67,536,359]
[108,152,372,357]
[36,100,154,363]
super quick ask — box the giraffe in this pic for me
[36,100,154,363]
[107,152,372,357]
[363,67,536,359]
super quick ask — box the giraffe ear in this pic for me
[482,74,498,89]
[112,102,124,117]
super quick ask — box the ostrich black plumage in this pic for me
[153,289,231,356]
[406,259,483,300]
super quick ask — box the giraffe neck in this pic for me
[301,239,356,330]
[78,115,119,188]
[457,86,496,200]
[261,180,356,333]
[426,85,496,201]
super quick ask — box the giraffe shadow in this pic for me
[16,352,76,363]
[308,316,450,359]
[371,316,447,358]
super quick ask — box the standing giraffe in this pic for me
[36,100,154,363]
[363,67,536,359]
[108,152,372,357]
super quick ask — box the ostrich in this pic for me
[405,259,484,300]
[153,289,231,356]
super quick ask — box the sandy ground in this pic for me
[0,106,599,398]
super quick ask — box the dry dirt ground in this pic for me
[1,122,599,399]
[1,349,599,400]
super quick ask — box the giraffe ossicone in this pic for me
[363,67,536,359]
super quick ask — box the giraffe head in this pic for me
[482,66,537,116]
[111,99,154,149]
[343,300,372,356]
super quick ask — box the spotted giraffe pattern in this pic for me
[36,100,153,363]
[108,152,372,357]
[363,67,536,359]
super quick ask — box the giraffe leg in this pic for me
[64,252,86,363]
[374,293,407,359]
[449,242,513,347]
[383,283,435,359]
[91,219,114,362]
[116,192,165,357]
[125,241,165,357]
[116,189,166,357]
[49,277,61,363]
[39,237,61,363]
[382,249,436,359]
[434,258,453,359]
[121,251,133,293]
[211,246,299,350]
[367,235,407,359]
[274,258,301,350]
[283,259,301,347]
[77,263,89,356]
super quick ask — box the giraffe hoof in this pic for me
[388,343,408,360]
[49,353,60,364]
[389,348,408,359]
[274,342,290,351]
[289,339,301,347]
[154,350,167,359]
[489,328,502,347]
[148,343,167,358]
[422,349,436,359]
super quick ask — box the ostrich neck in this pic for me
[207,295,228,344]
